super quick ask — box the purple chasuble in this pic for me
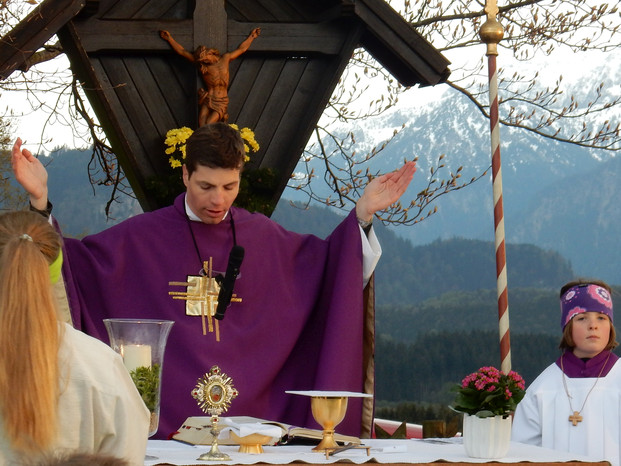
[60,194,368,439]
[555,350,619,378]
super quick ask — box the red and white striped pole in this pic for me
[480,3,511,373]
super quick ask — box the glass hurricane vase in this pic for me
[104,318,174,437]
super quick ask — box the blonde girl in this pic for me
[0,211,149,465]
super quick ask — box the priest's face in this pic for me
[183,164,241,224]
[570,311,611,359]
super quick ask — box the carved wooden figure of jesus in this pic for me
[160,28,261,126]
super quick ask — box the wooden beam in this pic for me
[70,19,350,55]
[353,0,450,85]
[57,20,156,211]
[0,0,85,80]
[195,0,226,53]
[227,21,349,55]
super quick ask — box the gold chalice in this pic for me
[285,390,373,453]
[310,395,348,451]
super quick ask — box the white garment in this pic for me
[512,360,621,466]
[360,224,381,286]
[0,323,150,466]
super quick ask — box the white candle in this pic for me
[122,344,152,372]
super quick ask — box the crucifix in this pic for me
[169,257,241,342]
[569,411,583,426]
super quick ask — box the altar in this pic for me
[144,438,610,466]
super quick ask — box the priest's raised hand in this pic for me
[11,137,49,212]
[355,161,417,225]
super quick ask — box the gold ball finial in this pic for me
[479,17,504,55]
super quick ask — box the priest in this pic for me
[12,124,416,439]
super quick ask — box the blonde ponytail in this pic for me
[0,211,62,453]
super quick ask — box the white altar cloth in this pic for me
[145,438,609,465]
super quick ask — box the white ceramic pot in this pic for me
[462,413,512,459]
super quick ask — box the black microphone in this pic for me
[214,245,244,320]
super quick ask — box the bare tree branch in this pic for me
[18,42,63,72]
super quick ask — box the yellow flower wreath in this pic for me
[164,124,259,168]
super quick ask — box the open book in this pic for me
[172,415,361,446]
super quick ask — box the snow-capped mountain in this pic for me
[285,84,621,284]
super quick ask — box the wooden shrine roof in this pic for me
[0,0,450,212]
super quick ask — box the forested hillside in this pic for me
[375,330,561,403]
[377,287,561,343]
[375,236,573,305]
[273,202,577,306]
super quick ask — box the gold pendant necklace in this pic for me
[560,351,611,426]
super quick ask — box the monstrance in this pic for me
[192,366,239,461]
[285,390,373,452]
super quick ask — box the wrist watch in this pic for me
[29,200,53,218]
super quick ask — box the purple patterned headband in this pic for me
[560,284,613,329]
